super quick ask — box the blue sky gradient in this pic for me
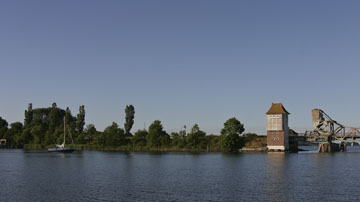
[1,0,360,134]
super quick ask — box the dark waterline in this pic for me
[1,147,360,201]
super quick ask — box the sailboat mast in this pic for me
[64,117,66,145]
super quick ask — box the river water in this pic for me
[1,147,360,201]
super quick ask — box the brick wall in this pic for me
[267,131,284,146]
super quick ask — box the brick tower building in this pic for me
[266,103,290,151]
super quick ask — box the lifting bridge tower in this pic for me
[312,109,351,152]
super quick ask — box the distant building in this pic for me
[266,103,290,151]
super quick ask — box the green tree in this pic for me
[160,132,171,147]
[103,122,126,146]
[147,120,167,148]
[48,103,61,132]
[65,107,77,142]
[84,124,96,143]
[132,129,148,148]
[93,131,105,146]
[186,124,206,149]
[0,117,8,139]
[44,130,56,146]
[124,105,135,136]
[10,122,23,131]
[76,105,86,135]
[31,125,45,145]
[243,133,257,138]
[24,103,33,127]
[17,127,32,147]
[65,107,75,124]
[6,103,81,148]
[220,117,245,152]
[75,133,86,144]
[206,135,221,151]
[171,132,186,149]
[180,126,187,140]
[4,122,23,148]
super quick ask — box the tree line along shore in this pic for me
[0,103,266,152]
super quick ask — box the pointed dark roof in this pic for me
[289,128,298,136]
[266,103,290,115]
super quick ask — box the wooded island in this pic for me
[0,103,265,152]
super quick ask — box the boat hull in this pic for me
[48,148,75,153]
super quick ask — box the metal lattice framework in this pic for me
[311,109,360,142]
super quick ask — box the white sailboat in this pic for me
[48,117,75,153]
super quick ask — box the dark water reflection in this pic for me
[1,149,360,201]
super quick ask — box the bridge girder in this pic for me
[310,109,360,142]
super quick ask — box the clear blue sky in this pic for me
[1,0,360,135]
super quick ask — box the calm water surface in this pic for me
[1,146,360,201]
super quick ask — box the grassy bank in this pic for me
[23,136,267,153]
[243,136,267,148]
[23,144,223,152]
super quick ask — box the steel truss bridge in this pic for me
[303,109,360,145]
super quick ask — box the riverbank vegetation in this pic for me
[0,103,264,152]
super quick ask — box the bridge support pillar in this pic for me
[318,142,340,152]
[340,142,347,151]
